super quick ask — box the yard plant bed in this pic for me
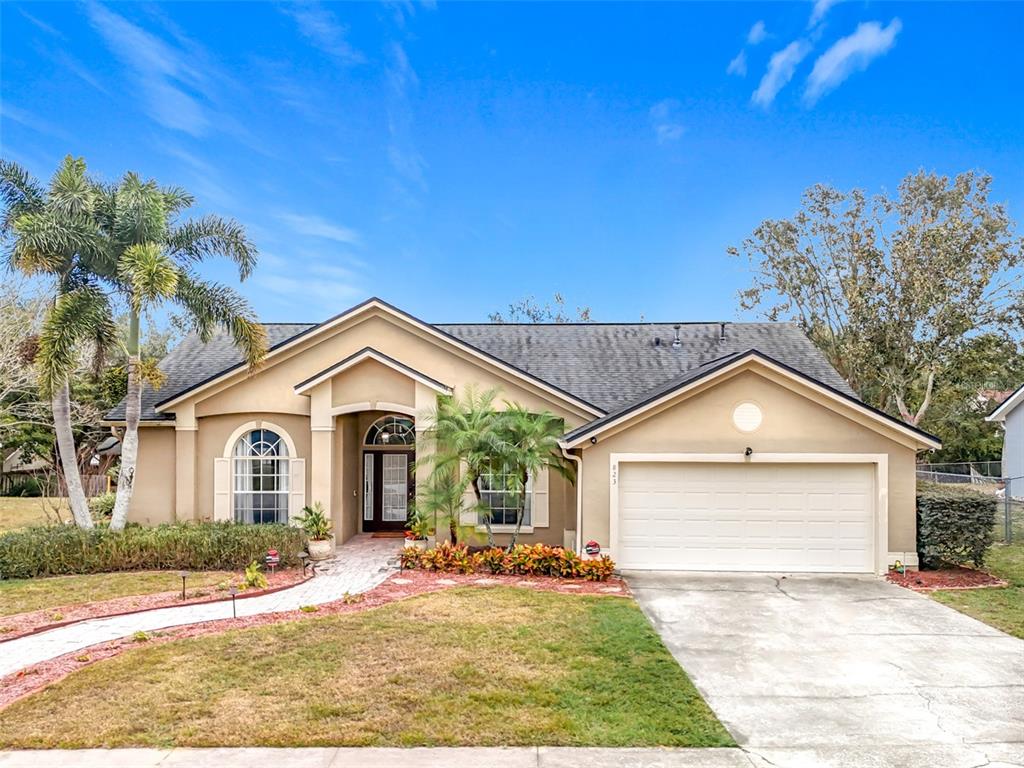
[0,568,306,640]
[886,567,1007,591]
[0,584,731,748]
[930,543,1024,639]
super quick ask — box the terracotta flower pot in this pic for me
[307,537,336,561]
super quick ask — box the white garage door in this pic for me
[617,462,875,572]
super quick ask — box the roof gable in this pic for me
[986,383,1024,422]
[561,350,941,450]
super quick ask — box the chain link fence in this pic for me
[917,462,1021,544]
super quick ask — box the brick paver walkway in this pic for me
[0,535,400,678]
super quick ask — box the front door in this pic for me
[362,451,414,531]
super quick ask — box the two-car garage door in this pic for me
[616,462,875,573]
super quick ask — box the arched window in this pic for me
[365,415,415,446]
[233,429,290,524]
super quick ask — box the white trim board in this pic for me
[608,452,889,576]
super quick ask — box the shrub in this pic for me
[401,542,616,581]
[0,522,305,579]
[5,478,42,497]
[293,502,333,541]
[242,560,268,590]
[88,493,116,520]
[917,482,996,569]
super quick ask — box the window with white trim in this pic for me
[478,465,531,527]
[365,415,415,446]
[232,429,290,524]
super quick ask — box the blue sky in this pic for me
[2,1,1022,324]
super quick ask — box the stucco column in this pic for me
[174,404,196,522]
[414,382,438,539]
[309,382,334,522]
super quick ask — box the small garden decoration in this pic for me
[400,542,616,581]
[293,502,334,561]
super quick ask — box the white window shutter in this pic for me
[213,458,231,522]
[289,458,306,522]
[460,463,479,526]
[531,466,549,528]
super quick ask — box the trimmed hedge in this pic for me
[917,482,996,569]
[0,522,305,579]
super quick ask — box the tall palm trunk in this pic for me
[110,312,140,531]
[53,382,93,529]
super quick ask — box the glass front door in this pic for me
[362,450,413,531]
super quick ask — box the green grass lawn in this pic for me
[0,571,238,617]
[0,587,734,749]
[931,542,1024,639]
[0,497,67,531]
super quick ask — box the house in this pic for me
[104,297,940,574]
[986,385,1024,480]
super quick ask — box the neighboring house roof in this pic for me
[105,297,856,423]
[986,383,1024,422]
[561,349,942,450]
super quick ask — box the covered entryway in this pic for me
[615,460,876,572]
[361,415,415,532]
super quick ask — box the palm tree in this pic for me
[418,387,508,546]
[1,157,116,529]
[93,172,267,531]
[497,405,576,548]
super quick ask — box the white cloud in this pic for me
[386,42,427,194]
[276,213,361,244]
[0,103,72,141]
[751,40,812,108]
[85,2,210,135]
[649,99,685,143]
[747,21,768,45]
[804,19,902,104]
[809,0,841,27]
[727,50,747,77]
[279,2,364,64]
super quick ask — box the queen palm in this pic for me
[93,172,267,531]
[1,157,116,529]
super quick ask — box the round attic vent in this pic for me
[732,402,763,433]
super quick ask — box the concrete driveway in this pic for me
[627,572,1024,768]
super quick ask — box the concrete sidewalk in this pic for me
[1,745,1022,767]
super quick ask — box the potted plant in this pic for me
[294,502,335,561]
[405,508,432,550]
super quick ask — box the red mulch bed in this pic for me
[886,567,1007,592]
[0,571,627,711]
[0,568,307,642]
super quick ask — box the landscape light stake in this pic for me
[229,586,238,618]
[178,571,190,601]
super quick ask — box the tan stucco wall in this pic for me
[330,359,415,410]
[194,412,311,521]
[128,427,177,525]
[578,366,919,555]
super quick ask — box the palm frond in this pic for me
[118,243,179,310]
[112,172,168,246]
[48,155,94,219]
[0,159,45,233]
[175,273,267,369]
[167,215,257,279]
[8,211,98,276]
[36,285,115,395]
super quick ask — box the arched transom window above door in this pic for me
[365,415,415,447]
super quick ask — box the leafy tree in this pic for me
[1,157,116,529]
[730,170,1023,427]
[490,292,593,323]
[92,173,267,531]
[496,404,576,548]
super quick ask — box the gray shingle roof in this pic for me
[106,319,856,422]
